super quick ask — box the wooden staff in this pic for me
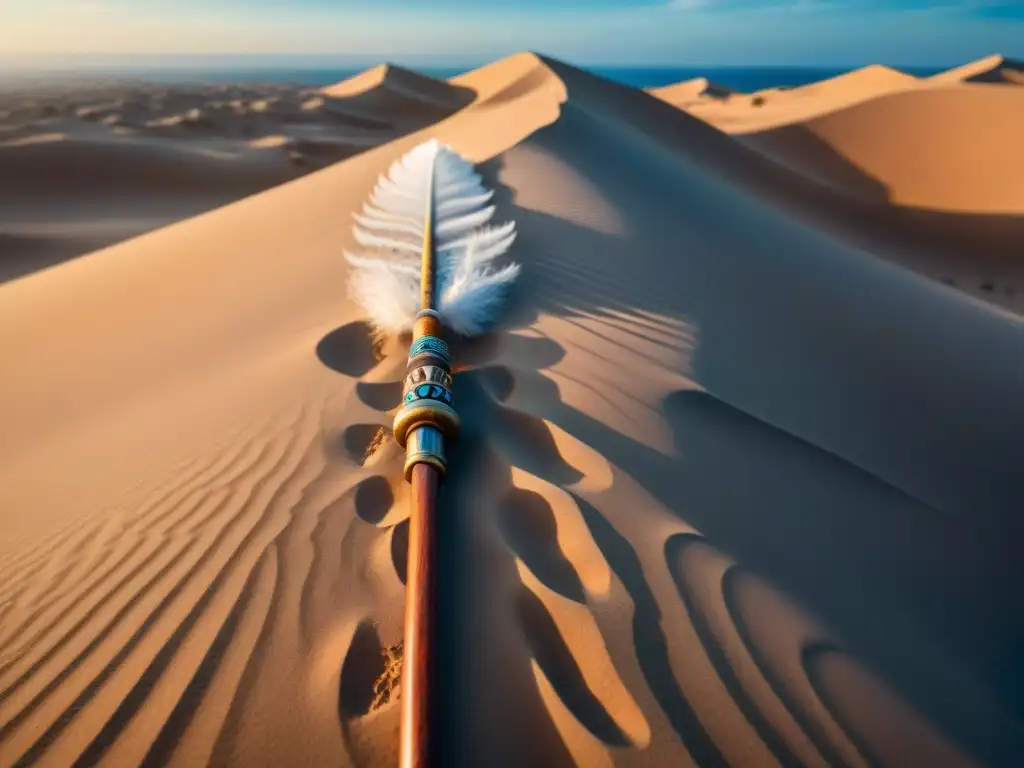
[343,137,518,767]
[400,460,438,768]
[393,163,458,768]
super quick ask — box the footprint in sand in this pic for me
[352,476,394,526]
[355,381,402,412]
[315,320,379,378]
[330,423,388,466]
[338,621,393,719]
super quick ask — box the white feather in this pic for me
[344,139,519,336]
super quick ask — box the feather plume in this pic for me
[344,139,519,337]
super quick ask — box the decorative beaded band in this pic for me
[415,308,441,321]
[400,332,457,480]
[404,365,452,392]
[408,335,450,364]
[403,383,453,407]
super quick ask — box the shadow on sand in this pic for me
[316,71,1024,765]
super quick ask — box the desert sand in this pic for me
[0,66,472,283]
[652,56,1024,315]
[1,52,1023,767]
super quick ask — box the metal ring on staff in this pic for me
[404,425,446,481]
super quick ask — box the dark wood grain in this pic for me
[400,462,439,768]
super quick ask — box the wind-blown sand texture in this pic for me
[1,52,1023,767]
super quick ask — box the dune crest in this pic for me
[793,64,917,94]
[1,51,1022,767]
[649,77,734,108]
[321,63,470,108]
[669,63,920,132]
[928,54,1024,85]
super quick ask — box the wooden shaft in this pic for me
[420,155,437,311]
[413,314,442,339]
[401,146,442,768]
[399,462,440,768]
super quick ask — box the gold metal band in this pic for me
[392,400,460,447]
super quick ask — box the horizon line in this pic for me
[0,51,989,70]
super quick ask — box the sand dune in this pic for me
[788,64,917,96]
[651,56,1024,313]
[668,64,920,132]
[0,66,471,283]
[0,128,296,282]
[928,54,1024,85]
[1,51,1023,767]
[742,84,1024,212]
[648,77,734,108]
[321,63,473,114]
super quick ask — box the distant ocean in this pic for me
[16,65,946,92]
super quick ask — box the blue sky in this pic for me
[0,0,1020,67]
